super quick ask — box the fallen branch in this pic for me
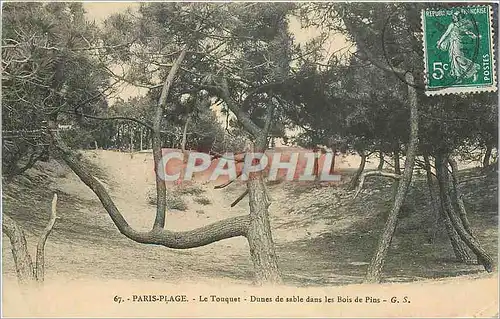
[35,193,58,282]
[352,170,402,199]
[215,171,244,189]
[231,189,249,207]
[209,151,246,163]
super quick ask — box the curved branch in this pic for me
[152,44,189,230]
[448,157,473,235]
[35,193,58,282]
[51,132,250,248]
[352,170,402,199]
[135,215,250,249]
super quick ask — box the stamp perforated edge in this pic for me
[421,4,498,96]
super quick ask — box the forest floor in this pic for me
[2,150,498,317]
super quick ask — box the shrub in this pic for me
[166,193,188,211]
[146,188,188,211]
[175,184,205,196]
[194,196,211,205]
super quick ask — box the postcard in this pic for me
[2,2,498,317]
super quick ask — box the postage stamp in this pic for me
[422,5,497,96]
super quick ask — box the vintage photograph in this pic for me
[1,2,498,317]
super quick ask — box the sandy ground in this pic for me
[2,150,498,317]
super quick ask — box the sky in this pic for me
[82,2,352,101]
[82,2,352,145]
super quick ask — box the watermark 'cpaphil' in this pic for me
[156,149,342,184]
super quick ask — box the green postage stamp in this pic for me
[422,5,497,96]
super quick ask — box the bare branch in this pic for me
[35,193,58,282]
[231,189,249,207]
[353,170,402,199]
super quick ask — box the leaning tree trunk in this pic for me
[423,155,471,261]
[365,73,418,283]
[448,157,473,236]
[348,150,367,190]
[435,154,494,272]
[423,154,441,244]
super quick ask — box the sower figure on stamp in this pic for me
[437,11,480,83]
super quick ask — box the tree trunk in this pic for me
[483,144,492,168]
[313,148,320,180]
[348,151,367,190]
[151,45,188,229]
[49,46,280,285]
[439,198,473,262]
[3,193,58,285]
[2,215,35,284]
[435,154,494,272]
[365,73,418,283]
[394,149,401,175]
[116,125,120,148]
[330,147,337,175]
[448,157,473,236]
[377,150,384,170]
[423,154,441,243]
[244,121,282,285]
[181,116,190,153]
[140,127,143,151]
[423,155,471,260]
[35,193,58,282]
[247,173,282,285]
[129,125,134,154]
